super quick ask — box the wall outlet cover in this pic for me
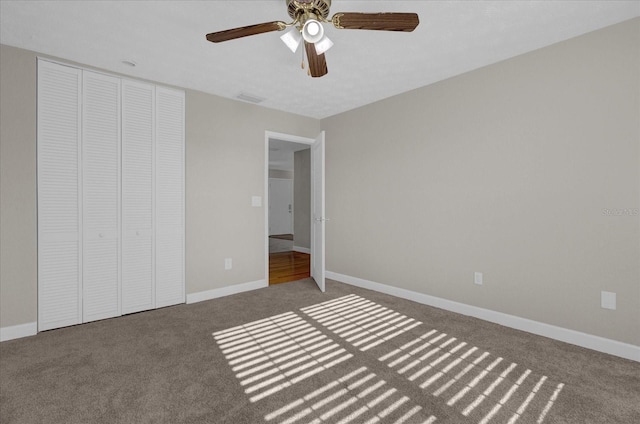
[225,258,232,270]
[601,291,616,310]
[474,272,483,285]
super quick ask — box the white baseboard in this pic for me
[326,271,640,362]
[293,246,311,254]
[1,280,269,341]
[186,279,268,304]
[0,322,37,342]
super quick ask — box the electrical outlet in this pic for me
[601,291,616,310]
[225,258,232,270]
[474,272,483,285]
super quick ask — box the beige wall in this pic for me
[322,18,640,346]
[0,44,320,329]
[186,91,319,294]
[0,45,37,328]
[294,149,311,249]
[2,19,638,348]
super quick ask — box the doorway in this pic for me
[265,131,326,292]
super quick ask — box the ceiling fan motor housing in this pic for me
[287,0,331,21]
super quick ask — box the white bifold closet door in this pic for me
[37,61,83,331]
[121,80,155,314]
[81,71,121,323]
[38,60,185,331]
[155,87,185,307]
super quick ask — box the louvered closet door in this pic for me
[37,60,82,331]
[82,71,121,323]
[121,80,155,314]
[155,87,185,307]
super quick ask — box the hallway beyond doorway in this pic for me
[269,234,293,253]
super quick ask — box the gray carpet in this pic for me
[1,279,638,424]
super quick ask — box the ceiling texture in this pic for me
[1,1,638,119]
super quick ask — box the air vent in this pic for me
[236,92,265,104]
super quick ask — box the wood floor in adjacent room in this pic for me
[269,251,310,284]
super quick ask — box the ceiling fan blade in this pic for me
[332,12,419,32]
[206,21,286,43]
[304,41,328,78]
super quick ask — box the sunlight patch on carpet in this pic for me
[213,294,565,423]
[374,327,565,424]
[300,294,422,351]
[213,311,352,402]
[263,366,437,424]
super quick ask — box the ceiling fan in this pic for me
[205,0,419,78]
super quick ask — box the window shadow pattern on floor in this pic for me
[213,294,564,424]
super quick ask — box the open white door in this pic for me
[311,131,326,292]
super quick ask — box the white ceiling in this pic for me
[1,1,638,119]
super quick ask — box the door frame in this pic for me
[264,131,319,286]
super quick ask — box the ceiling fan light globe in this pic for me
[302,19,324,43]
[307,21,320,36]
[314,36,333,55]
[280,28,302,53]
